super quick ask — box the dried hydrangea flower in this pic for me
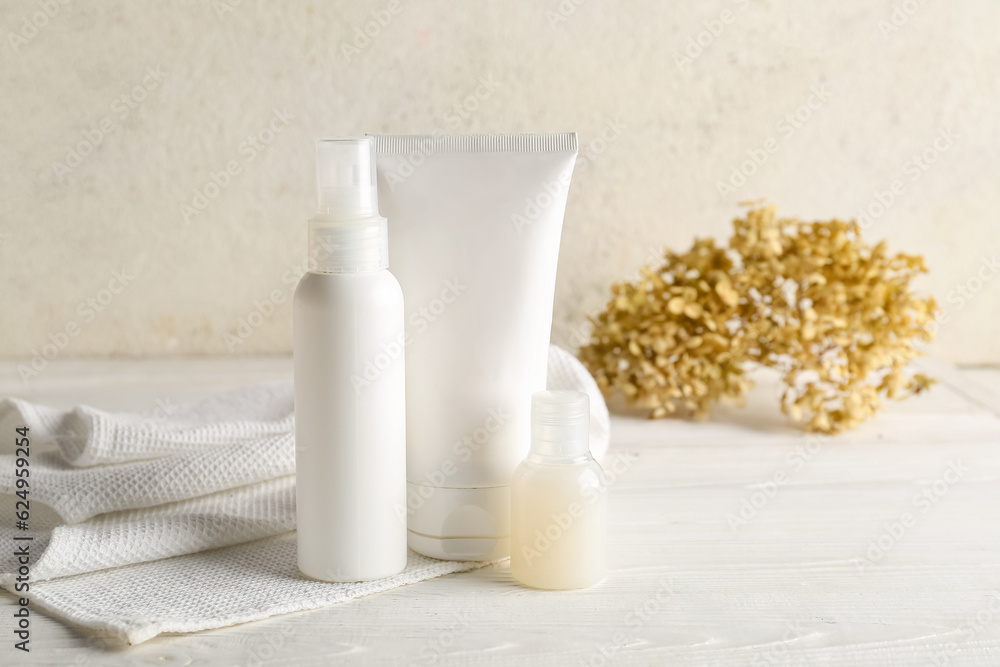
[579,238,753,420]
[578,204,937,434]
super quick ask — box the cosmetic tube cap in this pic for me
[406,485,510,561]
[530,390,591,458]
[310,138,388,273]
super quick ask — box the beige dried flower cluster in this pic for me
[579,204,937,433]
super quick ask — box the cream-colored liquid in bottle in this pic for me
[511,391,607,590]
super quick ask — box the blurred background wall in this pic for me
[1,0,998,364]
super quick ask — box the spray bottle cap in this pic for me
[309,138,388,273]
[530,390,591,458]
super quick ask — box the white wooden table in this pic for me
[2,357,999,666]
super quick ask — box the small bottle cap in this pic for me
[530,390,591,458]
[310,138,388,273]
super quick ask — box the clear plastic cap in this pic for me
[316,138,379,217]
[530,390,591,458]
[309,138,388,273]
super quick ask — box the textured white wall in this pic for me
[1,0,998,365]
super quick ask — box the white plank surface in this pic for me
[1,358,999,666]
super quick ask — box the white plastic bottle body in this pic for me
[510,456,607,590]
[294,269,407,582]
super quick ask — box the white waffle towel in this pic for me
[0,345,609,645]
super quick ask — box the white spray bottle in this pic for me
[294,138,407,581]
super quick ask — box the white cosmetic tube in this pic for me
[372,133,578,561]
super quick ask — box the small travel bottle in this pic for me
[294,138,407,582]
[510,390,607,589]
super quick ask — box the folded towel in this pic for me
[0,344,610,644]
